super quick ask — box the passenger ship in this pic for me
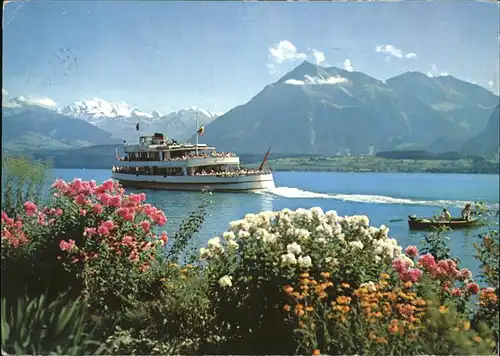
[111,132,275,192]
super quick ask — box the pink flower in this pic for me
[24,201,38,217]
[92,204,103,215]
[79,209,87,216]
[418,253,436,269]
[98,193,111,206]
[407,268,422,282]
[109,195,122,208]
[459,268,472,281]
[140,220,151,233]
[160,231,168,245]
[122,235,134,246]
[451,288,463,297]
[59,239,75,251]
[405,245,418,258]
[467,282,480,295]
[55,208,63,216]
[97,220,115,236]
[84,227,97,238]
[392,259,408,274]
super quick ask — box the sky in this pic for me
[2,0,499,114]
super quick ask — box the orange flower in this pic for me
[438,305,448,314]
[463,321,471,331]
[283,304,291,312]
[403,281,413,289]
[306,306,314,312]
[388,324,399,334]
[283,285,294,295]
[312,349,321,355]
[320,271,331,279]
[341,282,350,289]
[300,272,310,278]
[472,335,482,343]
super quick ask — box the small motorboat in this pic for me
[407,215,479,231]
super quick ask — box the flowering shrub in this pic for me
[1,178,168,312]
[473,231,500,346]
[198,207,498,355]
[200,207,405,353]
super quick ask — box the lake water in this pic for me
[49,169,499,275]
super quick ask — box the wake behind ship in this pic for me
[111,132,275,192]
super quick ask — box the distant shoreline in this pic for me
[48,165,499,175]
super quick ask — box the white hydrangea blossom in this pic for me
[200,207,405,271]
[218,275,233,288]
[281,253,297,265]
[298,255,312,268]
[286,242,302,255]
[349,241,364,250]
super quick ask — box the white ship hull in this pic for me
[111,172,275,192]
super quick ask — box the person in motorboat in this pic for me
[461,204,473,221]
[440,208,452,221]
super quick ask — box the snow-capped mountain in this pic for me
[60,98,154,120]
[60,98,221,142]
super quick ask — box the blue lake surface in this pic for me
[49,169,499,275]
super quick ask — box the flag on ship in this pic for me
[197,125,205,136]
[136,121,140,131]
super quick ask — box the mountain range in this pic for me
[2,96,220,151]
[190,61,499,156]
[2,61,498,157]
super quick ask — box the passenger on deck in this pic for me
[440,208,452,221]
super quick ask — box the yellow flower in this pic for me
[463,321,471,331]
[341,282,350,288]
[300,272,310,278]
[320,271,331,279]
[380,273,390,280]
[306,306,314,312]
[472,335,482,343]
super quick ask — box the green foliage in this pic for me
[166,189,212,264]
[420,228,454,261]
[1,293,105,355]
[1,155,52,216]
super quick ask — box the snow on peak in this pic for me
[187,106,219,119]
[61,98,153,119]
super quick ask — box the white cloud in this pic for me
[269,40,307,65]
[285,74,348,86]
[488,80,495,88]
[312,49,325,65]
[375,45,417,60]
[2,88,8,97]
[2,95,57,108]
[343,59,353,72]
[428,63,450,78]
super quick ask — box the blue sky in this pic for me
[2,1,499,114]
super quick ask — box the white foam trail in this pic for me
[260,187,499,209]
